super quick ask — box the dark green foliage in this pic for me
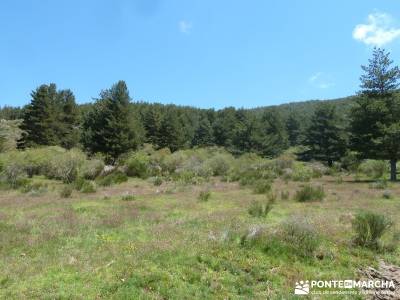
[81,81,143,162]
[302,104,346,166]
[259,109,289,157]
[295,185,324,202]
[286,113,303,146]
[198,190,211,202]
[192,116,214,147]
[0,106,24,120]
[350,48,400,181]
[157,108,185,152]
[97,171,128,186]
[352,211,393,249]
[125,152,150,178]
[121,194,136,201]
[56,90,79,149]
[18,84,79,149]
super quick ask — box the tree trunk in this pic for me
[390,159,397,181]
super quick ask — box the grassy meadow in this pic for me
[0,147,399,299]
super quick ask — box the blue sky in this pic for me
[1,0,400,109]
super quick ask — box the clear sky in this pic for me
[1,0,400,109]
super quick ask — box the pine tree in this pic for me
[81,81,143,161]
[350,48,400,180]
[18,84,59,148]
[286,113,302,146]
[260,109,289,157]
[192,116,214,147]
[158,109,184,151]
[143,105,163,147]
[303,104,346,166]
[56,90,79,149]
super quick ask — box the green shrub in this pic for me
[340,151,361,172]
[80,158,104,180]
[359,160,387,179]
[253,180,272,194]
[21,181,47,193]
[1,163,27,188]
[198,190,211,202]
[295,185,325,202]
[45,149,86,183]
[97,171,128,187]
[153,176,163,186]
[60,185,73,198]
[369,179,387,190]
[79,180,97,193]
[290,164,313,182]
[248,194,275,217]
[125,152,150,178]
[352,211,393,249]
[203,153,234,176]
[121,194,135,201]
[281,218,321,258]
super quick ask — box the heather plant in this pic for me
[295,185,325,202]
[198,190,211,202]
[280,218,321,258]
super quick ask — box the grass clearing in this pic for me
[0,175,399,298]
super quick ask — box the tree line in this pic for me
[1,47,400,179]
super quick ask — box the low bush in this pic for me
[352,211,393,249]
[1,163,27,188]
[295,185,324,202]
[152,176,163,186]
[97,171,128,187]
[252,180,272,194]
[20,181,48,194]
[280,218,321,258]
[198,190,211,202]
[80,158,105,180]
[60,185,73,198]
[121,194,136,201]
[369,179,387,190]
[45,148,86,183]
[203,153,234,176]
[248,194,275,217]
[290,164,313,182]
[359,160,387,179]
[79,180,97,193]
[125,151,150,179]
